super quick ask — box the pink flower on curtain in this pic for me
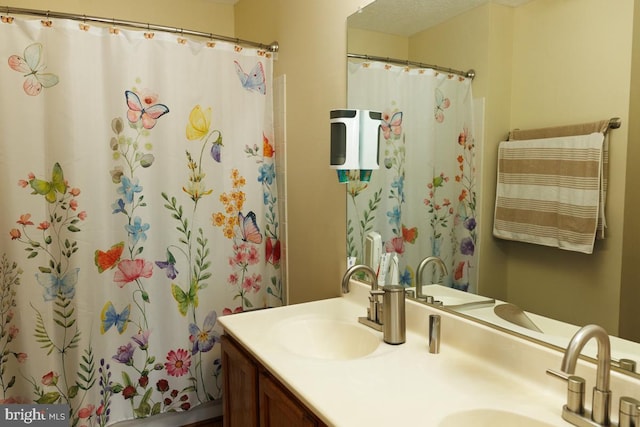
[77,404,95,419]
[164,349,191,377]
[113,259,153,287]
[385,237,405,254]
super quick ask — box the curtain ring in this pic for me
[144,23,154,39]
[109,18,119,35]
[207,33,216,48]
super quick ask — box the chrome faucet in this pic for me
[341,264,383,326]
[341,264,406,343]
[341,264,378,294]
[415,256,447,301]
[560,324,612,426]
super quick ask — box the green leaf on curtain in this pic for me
[33,308,55,354]
[243,297,253,308]
[151,402,161,416]
[122,371,133,387]
[134,403,151,418]
[78,347,96,390]
[38,266,52,273]
[36,391,61,404]
[68,385,78,398]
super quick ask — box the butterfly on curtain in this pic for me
[234,60,266,95]
[265,237,281,265]
[100,301,130,334]
[36,268,79,301]
[238,211,263,244]
[263,134,274,158]
[172,283,198,317]
[155,249,178,280]
[125,90,170,129]
[381,111,402,140]
[401,224,418,244]
[95,242,124,273]
[29,162,67,203]
[434,88,450,123]
[8,42,60,96]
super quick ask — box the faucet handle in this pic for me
[612,357,637,373]
[619,397,640,427]
[546,369,585,415]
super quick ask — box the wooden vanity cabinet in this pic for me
[221,334,327,427]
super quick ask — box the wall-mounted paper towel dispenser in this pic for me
[330,109,382,183]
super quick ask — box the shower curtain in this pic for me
[347,60,478,292]
[0,16,281,426]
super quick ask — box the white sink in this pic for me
[439,409,557,427]
[275,317,380,360]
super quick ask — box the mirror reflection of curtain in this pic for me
[0,17,282,425]
[347,60,478,292]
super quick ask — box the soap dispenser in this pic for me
[329,109,381,183]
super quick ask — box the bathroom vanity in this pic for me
[219,280,640,426]
[221,333,327,426]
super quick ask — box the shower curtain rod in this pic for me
[0,5,279,52]
[348,53,475,79]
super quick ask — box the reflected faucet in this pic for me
[415,256,447,301]
[560,324,612,426]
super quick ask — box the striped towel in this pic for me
[493,132,606,254]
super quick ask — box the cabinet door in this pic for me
[221,335,259,427]
[259,372,320,427]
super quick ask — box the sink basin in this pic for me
[275,317,380,360]
[439,409,557,427]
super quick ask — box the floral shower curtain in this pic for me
[0,15,281,426]
[347,60,478,292]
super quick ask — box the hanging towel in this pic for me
[493,132,606,254]
[508,119,610,239]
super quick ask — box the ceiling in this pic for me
[348,0,531,37]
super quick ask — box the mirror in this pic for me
[347,0,638,375]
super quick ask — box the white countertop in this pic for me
[218,281,640,426]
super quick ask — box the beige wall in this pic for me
[347,27,408,59]
[235,0,368,304]
[4,0,235,36]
